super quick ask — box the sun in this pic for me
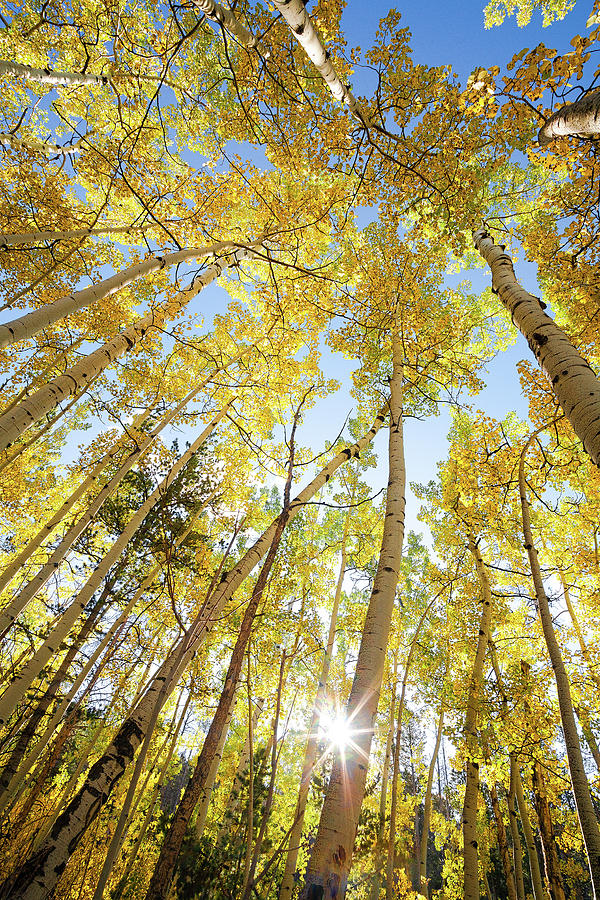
[319,711,353,750]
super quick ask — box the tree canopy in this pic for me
[1,1,600,899]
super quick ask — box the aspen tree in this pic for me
[0,222,151,248]
[191,0,263,50]
[385,590,439,898]
[419,708,444,899]
[216,699,265,847]
[279,505,351,900]
[0,131,89,156]
[538,90,600,144]
[300,335,405,900]
[0,400,156,598]
[369,652,398,900]
[90,673,183,900]
[0,574,116,805]
[519,431,600,895]
[113,692,193,900]
[269,0,370,129]
[144,404,298,900]
[462,535,494,900]
[474,227,600,466]
[531,761,567,900]
[489,782,518,900]
[6,410,387,900]
[241,649,288,900]
[513,764,553,900]
[3,505,206,803]
[32,649,158,852]
[507,759,527,900]
[193,695,236,841]
[0,374,100,475]
[0,59,115,88]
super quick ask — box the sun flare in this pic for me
[320,712,352,750]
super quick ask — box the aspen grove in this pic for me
[2,0,600,898]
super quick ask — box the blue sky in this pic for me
[341,0,584,82]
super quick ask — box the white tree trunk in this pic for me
[0,245,253,450]
[191,0,263,50]
[0,504,207,805]
[194,693,236,839]
[419,708,444,898]
[269,0,369,127]
[0,222,149,248]
[513,763,546,900]
[0,368,221,635]
[0,60,110,87]
[474,227,600,466]
[299,337,405,900]
[538,90,600,144]
[0,131,89,156]
[520,434,600,897]
[462,535,494,900]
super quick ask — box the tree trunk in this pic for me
[0,402,155,599]
[513,761,546,900]
[299,336,405,900]
[6,410,387,900]
[0,575,115,807]
[419,707,444,899]
[269,0,369,127]
[0,372,99,474]
[190,0,262,49]
[508,756,527,900]
[241,651,288,900]
[462,535,494,900]
[531,761,567,900]
[32,650,153,851]
[113,692,192,900]
[90,675,184,900]
[538,90,600,144]
[369,652,398,900]
[0,361,224,637]
[0,131,88,156]
[280,513,349,900]
[215,699,265,847]
[8,501,208,799]
[0,222,149,248]
[385,592,438,899]
[474,227,600,466]
[193,690,236,841]
[520,433,600,896]
[490,783,518,900]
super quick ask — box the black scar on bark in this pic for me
[532,332,548,346]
